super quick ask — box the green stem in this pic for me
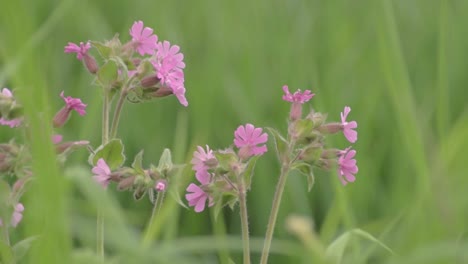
[97,92,110,259]
[2,226,10,246]
[144,191,165,245]
[238,181,251,264]
[110,88,127,139]
[260,165,290,264]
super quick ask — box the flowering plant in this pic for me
[0,20,359,263]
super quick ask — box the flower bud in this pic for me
[318,123,343,134]
[141,75,160,88]
[53,107,71,128]
[306,111,327,127]
[117,176,136,191]
[83,54,99,74]
[152,87,173,97]
[154,179,167,192]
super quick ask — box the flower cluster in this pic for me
[65,20,188,107]
[186,124,268,212]
[275,85,358,186]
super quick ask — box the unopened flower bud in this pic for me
[141,75,160,88]
[83,54,99,74]
[117,176,136,191]
[318,123,343,134]
[53,107,71,128]
[154,179,167,192]
[153,87,173,97]
[320,149,341,159]
[205,158,218,168]
[298,144,323,163]
[307,112,327,127]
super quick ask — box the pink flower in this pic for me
[185,182,214,213]
[11,203,24,227]
[338,147,358,185]
[282,85,314,104]
[0,88,23,128]
[130,21,158,56]
[53,91,87,127]
[52,134,63,144]
[92,158,112,188]
[64,41,91,60]
[152,41,187,106]
[341,106,357,143]
[191,145,216,183]
[234,123,268,158]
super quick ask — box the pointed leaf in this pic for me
[158,148,173,174]
[12,236,38,262]
[97,60,118,87]
[92,139,125,170]
[170,190,188,209]
[325,229,395,263]
[292,162,315,191]
[266,127,288,162]
[132,150,145,174]
[214,150,237,172]
[243,155,260,189]
[91,41,111,60]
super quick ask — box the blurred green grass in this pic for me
[1,0,468,263]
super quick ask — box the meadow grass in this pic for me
[1,0,468,263]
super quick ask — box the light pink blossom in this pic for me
[191,145,216,183]
[341,106,357,143]
[64,41,91,60]
[338,147,358,185]
[92,158,112,188]
[185,182,214,213]
[152,41,187,106]
[282,85,314,104]
[0,88,22,128]
[130,21,158,56]
[234,123,268,158]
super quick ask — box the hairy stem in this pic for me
[97,92,110,259]
[110,89,127,139]
[260,165,290,264]
[238,181,251,264]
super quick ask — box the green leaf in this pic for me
[91,41,111,60]
[214,150,237,172]
[157,148,173,174]
[292,162,315,191]
[266,127,288,162]
[294,119,314,139]
[0,240,13,263]
[325,229,395,264]
[97,60,118,87]
[131,150,145,174]
[243,155,260,189]
[13,236,38,262]
[169,190,188,209]
[92,139,125,170]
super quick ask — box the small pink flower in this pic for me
[64,41,91,60]
[130,21,158,56]
[53,91,87,127]
[11,203,24,227]
[185,183,214,213]
[338,147,358,185]
[52,134,63,144]
[61,91,87,115]
[191,145,216,183]
[152,41,187,107]
[341,106,357,143]
[234,123,268,158]
[92,158,112,189]
[1,88,13,98]
[282,85,314,104]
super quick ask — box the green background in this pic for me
[1,0,468,263]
